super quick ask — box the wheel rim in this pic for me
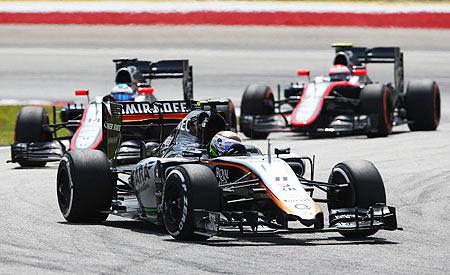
[227,102,237,132]
[57,167,72,214]
[328,168,354,209]
[264,91,275,114]
[383,89,393,134]
[43,112,51,141]
[433,84,441,127]
[163,179,183,227]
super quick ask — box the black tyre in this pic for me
[405,80,440,131]
[217,100,237,132]
[240,84,274,139]
[15,106,52,167]
[163,164,220,241]
[57,150,112,223]
[358,84,393,138]
[327,160,386,238]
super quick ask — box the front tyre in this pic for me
[15,106,52,167]
[57,150,112,223]
[358,84,393,138]
[163,164,220,241]
[239,85,274,139]
[217,99,237,132]
[327,160,386,238]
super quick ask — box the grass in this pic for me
[0,105,64,146]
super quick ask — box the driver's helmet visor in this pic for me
[329,73,351,81]
[211,136,242,156]
[111,92,134,101]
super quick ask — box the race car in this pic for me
[239,43,441,139]
[56,101,399,241]
[9,59,237,167]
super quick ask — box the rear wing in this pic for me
[113,58,194,101]
[103,100,192,164]
[332,44,404,92]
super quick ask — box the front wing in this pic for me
[193,204,399,238]
[9,141,65,163]
[240,114,377,135]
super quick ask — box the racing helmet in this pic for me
[209,131,245,157]
[111,83,135,101]
[328,65,351,81]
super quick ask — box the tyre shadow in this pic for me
[12,166,56,170]
[58,220,166,236]
[195,234,399,247]
[59,221,398,246]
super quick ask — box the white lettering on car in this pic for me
[172,102,180,112]
[163,103,172,113]
[215,167,229,185]
[180,102,187,112]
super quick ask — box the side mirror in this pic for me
[275,147,290,157]
[74,89,90,101]
[297,70,310,82]
[182,149,203,158]
[352,69,367,76]
[137,87,154,95]
[74,89,88,96]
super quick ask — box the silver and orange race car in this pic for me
[56,103,400,241]
[239,44,441,139]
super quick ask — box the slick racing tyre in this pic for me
[358,84,393,138]
[216,100,238,132]
[163,164,220,241]
[405,80,440,131]
[15,106,52,167]
[327,160,386,238]
[57,150,112,223]
[240,85,275,139]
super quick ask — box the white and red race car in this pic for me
[239,44,441,139]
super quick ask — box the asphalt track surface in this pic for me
[0,25,449,274]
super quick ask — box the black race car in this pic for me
[56,101,399,241]
[239,44,441,139]
[9,59,237,167]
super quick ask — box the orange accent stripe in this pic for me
[205,161,251,174]
[207,160,293,214]
[260,184,292,214]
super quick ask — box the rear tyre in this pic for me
[405,80,440,131]
[327,160,386,238]
[240,85,274,139]
[358,84,393,138]
[15,106,51,167]
[217,100,237,132]
[57,150,112,223]
[163,164,220,241]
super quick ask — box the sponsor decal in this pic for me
[120,101,189,115]
[205,213,219,232]
[282,183,297,192]
[103,121,121,131]
[215,167,230,185]
[133,162,152,193]
[294,203,311,210]
[177,117,190,131]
